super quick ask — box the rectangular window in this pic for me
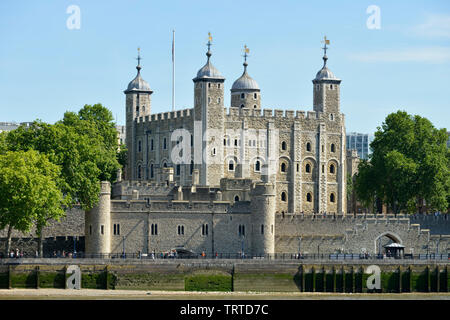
[261,224,264,235]
[89,225,92,235]
[151,223,158,235]
[178,225,185,235]
[101,225,104,235]
[202,224,209,236]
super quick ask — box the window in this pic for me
[254,105,257,108]
[234,139,238,146]
[322,145,324,152]
[89,225,92,235]
[330,113,334,121]
[254,93,257,99]
[151,139,154,150]
[138,140,142,152]
[163,162,167,168]
[331,144,335,152]
[137,165,142,179]
[330,193,335,203]
[113,224,120,235]
[176,164,181,176]
[322,165,324,174]
[136,105,139,113]
[150,164,154,178]
[255,160,261,172]
[234,195,240,202]
[330,84,333,90]
[238,225,245,237]
[281,141,287,151]
[208,83,211,88]
[208,97,211,103]
[228,160,235,171]
[224,138,227,146]
[306,193,312,202]
[281,192,287,202]
[101,225,104,235]
[281,162,287,173]
[190,135,193,146]
[306,142,311,152]
[261,224,264,235]
[240,104,244,108]
[218,98,221,103]
[190,161,194,175]
[212,147,216,156]
[330,164,335,174]
[177,225,185,235]
[218,83,221,89]
[241,93,245,99]
[151,224,158,235]
[305,163,311,173]
[296,163,299,172]
[163,137,167,149]
[202,224,209,236]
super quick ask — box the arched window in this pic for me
[254,93,257,99]
[330,113,334,121]
[163,162,167,168]
[190,161,194,175]
[255,160,261,172]
[150,164,154,178]
[163,137,167,149]
[281,141,287,151]
[281,162,287,173]
[240,104,245,108]
[281,192,287,202]
[306,193,312,202]
[330,193,335,203]
[331,143,335,152]
[330,164,335,174]
[306,142,311,152]
[305,163,311,173]
[138,140,142,152]
[137,165,142,179]
[254,105,257,108]
[234,195,240,202]
[228,160,235,171]
[218,83,221,89]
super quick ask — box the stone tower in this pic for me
[312,37,346,214]
[250,182,276,255]
[230,46,261,110]
[192,35,225,186]
[85,181,111,256]
[124,49,153,180]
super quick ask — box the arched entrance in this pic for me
[374,232,402,256]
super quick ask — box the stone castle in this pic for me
[82,38,450,257]
[1,38,449,258]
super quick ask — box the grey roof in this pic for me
[125,70,152,93]
[194,50,224,81]
[231,68,260,91]
[195,60,224,80]
[384,243,405,248]
[314,66,339,81]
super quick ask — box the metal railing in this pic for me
[1,252,448,261]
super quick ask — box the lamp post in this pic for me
[122,236,126,259]
[298,237,302,258]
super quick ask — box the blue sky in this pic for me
[0,0,449,134]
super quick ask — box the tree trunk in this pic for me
[37,226,43,258]
[5,225,12,257]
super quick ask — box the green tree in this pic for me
[0,150,66,256]
[354,111,449,214]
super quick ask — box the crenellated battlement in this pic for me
[134,108,193,124]
[225,107,319,121]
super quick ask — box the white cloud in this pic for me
[350,47,450,63]
[412,14,450,38]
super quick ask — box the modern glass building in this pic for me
[346,132,374,160]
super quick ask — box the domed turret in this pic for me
[230,45,261,109]
[124,49,153,94]
[193,36,224,82]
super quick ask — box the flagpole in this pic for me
[172,29,175,111]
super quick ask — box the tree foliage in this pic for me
[0,150,66,254]
[354,111,449,213]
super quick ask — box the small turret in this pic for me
[250,182,276,255]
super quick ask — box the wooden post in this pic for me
[342,267,345,293]
[300,265,305,292]
[7,265,11,289]
[36,266,40,289]
[64,265,68,289]
[312,267,316,292]
[427,265,430,293]
[398,266,402,293]
[352,267,355,293]
[105,265,109,290]
[409,266,412,293]
[332,266,336,293]
[436,266,440,293]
